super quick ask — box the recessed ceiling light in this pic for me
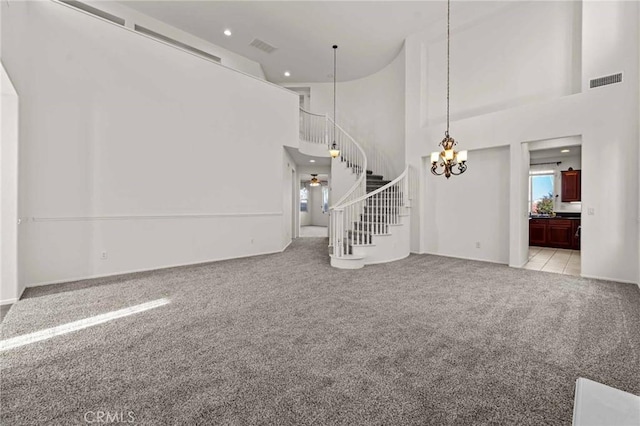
[284,71,291,77]
[561,149,570,153]
[223,29,232,36]
[309,159,315,163]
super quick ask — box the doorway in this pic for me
[522,137,582,276]
[1,63,21,311]
[299,177,329,238]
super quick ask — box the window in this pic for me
[322,186,329,213]
[529,171,554,214]
[300,185,308,212]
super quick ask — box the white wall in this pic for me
[330,159,358,207]
[557,155,582,214]
[2,1,298,286]
[407,0,639,284]
[300,182,311,226]
[91,0,266,79]
[282,150,297,246]
[423,146,510,264]
[424,1,580,125]
[299,182,328,227]
[309,185,329,227]
[287,47,406,179]
[1,62,21,304]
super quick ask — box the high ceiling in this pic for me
[117,1,455,83]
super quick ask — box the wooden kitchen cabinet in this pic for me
[561,169,581,202]
[529,218,581,249]
[529,219,547,246]
[547,219,574,249]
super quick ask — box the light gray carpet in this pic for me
[1,238,639,425]
[300,226,329,238]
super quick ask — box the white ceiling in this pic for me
[284,146,331,167]
[118,1,455,83]
[530,146,582,162]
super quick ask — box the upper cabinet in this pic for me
[561,168,581,202]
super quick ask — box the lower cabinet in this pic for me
[547,220,574,249]
[529,220,547,246]
[530,218,580,249]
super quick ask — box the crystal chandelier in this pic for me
[431,0,467,179]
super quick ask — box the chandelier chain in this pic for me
[446,0,450,136]
[333,45,337,141]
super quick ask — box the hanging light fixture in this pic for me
[431,0,467,179]
[329,45,341,159]
[310,174,321,187]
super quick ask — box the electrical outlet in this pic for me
[475,242,481,249]
[100,251,108,260]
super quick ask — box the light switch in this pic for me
[588,207,595,216]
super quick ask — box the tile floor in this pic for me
[523,246,581,276]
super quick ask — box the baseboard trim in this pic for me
[1,286,26,306]
[364,252,410,265]
[24,247,290,288]
[281,240,293,252]
[421,251,508,265]
[580,273,639,286]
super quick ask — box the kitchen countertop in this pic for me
[529,216,581,220]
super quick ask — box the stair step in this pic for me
[366,194,404,198]
[367,187,398,193]
[364,205,402,212]
[347,229,372,244]
[330,254,365,269]
[360,214,398,222]
[366,175,385,181]
[353,222,389,232]
[365,195,404,201]
[361,216,400,224]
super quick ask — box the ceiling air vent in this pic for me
[134,25,221,63]
[58,0,125,25]
[589,73,623,89]
[249,38,278,54]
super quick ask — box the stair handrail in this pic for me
[299,108,329,145]
[300,107,325,118]
[300,107,406,259]
[330,165,410,258]
[340,165,409,208]
[328,115,367,209]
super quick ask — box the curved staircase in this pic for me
[299,108,414,269]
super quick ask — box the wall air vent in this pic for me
[134,25,221,63]
[249,38,278,54]
[589,73,623,89]
[58,0,125,25]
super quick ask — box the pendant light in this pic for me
[310,174,321,186]
[329,45,341,159]
[430,0,468,179]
